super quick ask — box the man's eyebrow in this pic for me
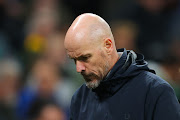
[78,54,92,59]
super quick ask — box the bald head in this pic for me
[64,13,115,51]
[64,13,119,89]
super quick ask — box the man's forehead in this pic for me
[64,27,87,45]
[65,35,90,50]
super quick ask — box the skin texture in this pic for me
[64,13,120,89]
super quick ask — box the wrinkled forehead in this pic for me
[65,36,90,51]
[64,28,102,58]
[65,32,95,52]
[66,42,94,59]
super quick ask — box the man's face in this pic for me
[66,42,110,89]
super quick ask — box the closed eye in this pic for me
[79,56,88,61]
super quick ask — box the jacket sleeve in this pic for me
[152,83,180,120]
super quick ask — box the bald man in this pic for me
[64,13,180,120]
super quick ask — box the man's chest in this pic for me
[74,92,145,120]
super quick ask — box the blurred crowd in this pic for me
[0,0,180,120]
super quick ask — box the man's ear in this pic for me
[104,38,113,54]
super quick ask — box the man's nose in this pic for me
[76,61,86,73]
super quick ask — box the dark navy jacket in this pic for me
[70,48,180,120]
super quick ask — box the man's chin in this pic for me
[85,79,101,89]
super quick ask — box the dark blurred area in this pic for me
[0,0,179,119]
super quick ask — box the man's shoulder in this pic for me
[141,71,180,119]
[138,71,171,87]
[139,71,176,98]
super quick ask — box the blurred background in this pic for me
[0,0,179,120]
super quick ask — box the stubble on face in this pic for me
[82,51,110,89]
[82,72,101,89]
